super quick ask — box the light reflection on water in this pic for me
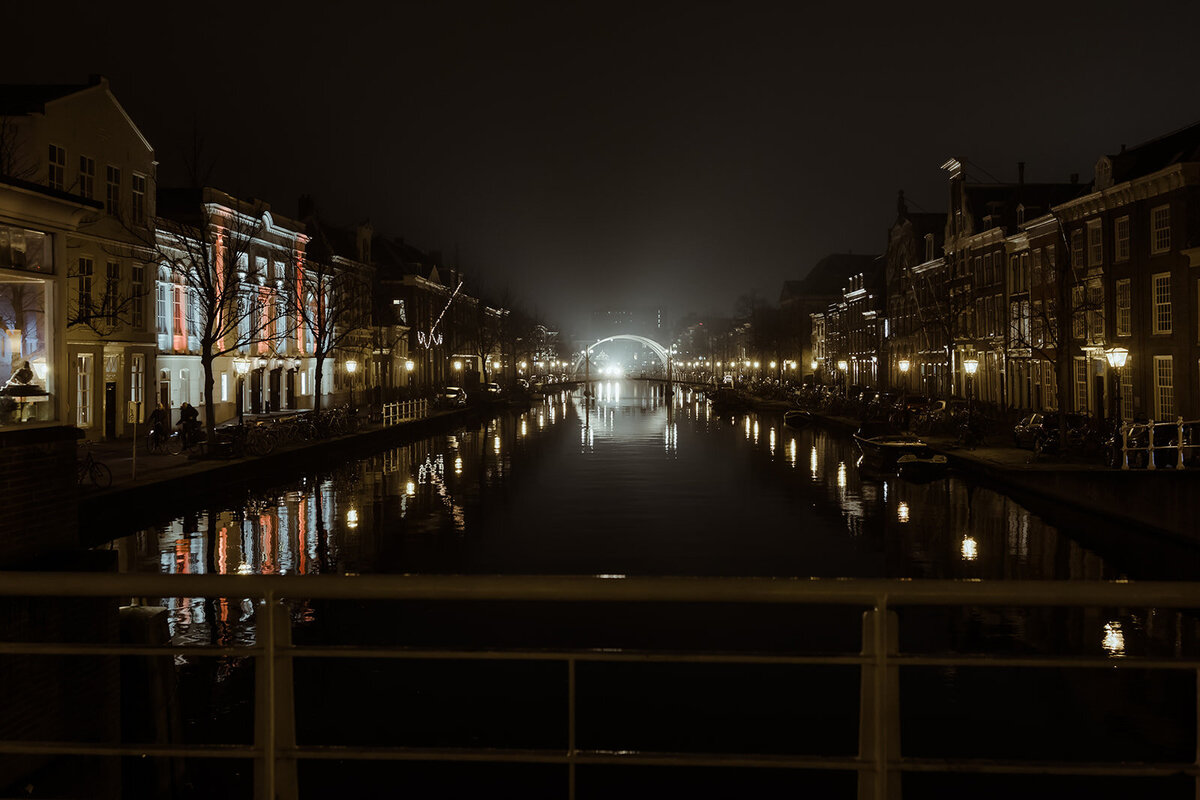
[119,381,1198,660]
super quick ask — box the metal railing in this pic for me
[1119,417,1200,470]
[1,573,1199,799]
[383,399,428,426]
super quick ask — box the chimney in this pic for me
[1017,162,1025,186]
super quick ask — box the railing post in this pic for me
[567,657,577,800]
[1177,417,1186,470]
[859,605,901,800]
[254,596,298,800]
[1121,423,1129,470]
[1148,420,1157,470]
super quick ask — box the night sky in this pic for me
[10,1,1200,331]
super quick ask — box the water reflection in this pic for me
[118,380,1199,662]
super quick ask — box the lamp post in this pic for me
[234,357,250,426]
[346,359,358,409]
[963,358,979,416]
[1105,347,1128,423]
[837,359,848,395]
[898,358,910,394]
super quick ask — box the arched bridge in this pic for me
[570,334,672,376]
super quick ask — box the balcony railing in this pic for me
[0,573,1198,800]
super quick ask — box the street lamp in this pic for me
[963,358,979,415]
[898,358,910,395]
[346,359,358,408]
[1105,347,1128,424]
[837,359,848,396]
[234,357,250,426]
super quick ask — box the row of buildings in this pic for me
[0,77,544,440]
[800,123,1200,424]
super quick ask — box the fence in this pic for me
[0,573,1198,800]
[383,399,428,426]
[1119,417,1200,470]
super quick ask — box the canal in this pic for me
[111,381,1200,798]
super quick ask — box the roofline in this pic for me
[45,77,154,156]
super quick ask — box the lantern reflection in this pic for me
[897,502,909,523]
[960,535,978,561]
[1102,621,1126,657]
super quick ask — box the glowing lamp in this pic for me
[1105,347,1128,369]
[405,360,415,372]
[898,359,910,374]
[963,358,979,376]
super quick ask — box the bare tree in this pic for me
[287,226,371,413]
[0,117,35,181]
[153,190,295,442]
[468,298,505,383]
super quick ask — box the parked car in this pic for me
[1012,412,1088,450]
[436,386,467,408]
[482,382,502,396]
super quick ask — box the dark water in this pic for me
[113,381,1200,798]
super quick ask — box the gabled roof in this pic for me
[1106,119,1200,184]
[961,181,1085,232]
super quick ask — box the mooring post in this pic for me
[859,607,901,800]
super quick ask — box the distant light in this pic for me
[453,360,462,370]
[810,360,818,371]
[346,508,359,528]
[405,481,416,495]
[898,502,909,523]
[1102,621,1126,657]
[961,535,978,561]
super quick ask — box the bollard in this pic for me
[859,608,901,800]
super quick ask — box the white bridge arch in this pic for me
[571,334,671,375]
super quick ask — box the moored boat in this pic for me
[852,422,940,472]
[783,409,813,427]
[896,451,949,482]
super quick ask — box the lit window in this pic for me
[1115,216,1130,262]
[1086,220,1102,267]
[221,372,228,402]
[1151,205,1171,254]
[48,144,65,191]
[77,257,94,321]
[76,354,93,426]
[131,354,144,405]
[1115,279,1130,337]
[1154,356,1174,419]
[131,265,145,330]
[1152,272,1171,334]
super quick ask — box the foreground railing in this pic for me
[383,399,429,426]
[0,573,1198,799]
[1118,417,1200,470]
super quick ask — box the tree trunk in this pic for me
[201,352,217,443]
[314,353,325,413]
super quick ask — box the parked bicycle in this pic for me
[166,420,206,456]
[76,443,112,489]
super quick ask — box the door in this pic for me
[285,370,296,410]
[104,381,117,440]
[269,368,282,412]
[250,369,263,414]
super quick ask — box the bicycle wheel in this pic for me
[89,461,112,489]
[248,429,276,456]
[146,434,167,455]
[166,433,183,455]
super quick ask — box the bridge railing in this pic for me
[0,573,1197,800]
[382,399,428,426]
[1119,417,1200,469]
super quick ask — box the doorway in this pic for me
[269,368,282,412]
[250,369,263,414]
[285,369,296,410]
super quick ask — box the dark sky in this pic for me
[10,1,1200,333]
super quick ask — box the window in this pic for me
[1046,246,1057,283]
[1032,248,1043,288]
[1086,219,1102,267]
[48,145,65,191]
[131,354,144,405]
[76,354,92,426]
[77,257,94,320]
[187,288,198,345]
[1151,205,1171,254]
[105,165,121,215]
[103,261,120,322]
[173,285,185,336]
[131,173,146,222]
[179,369,191,407]
[300,370,307,395]
[1152,272,1172,334]
[1073,357,1089,413]
[1071,229,1084,267]
[221,372,228,402]
[1071,285,1086,340]
[131,265,144,330]
[156,279,168,336]
[1154,356,1174,420]
[1116,279,1131,337]
[79,156,95,199]
[1087,283,1104,342]
[1115,216,1130,262]
[1120,368,1132,421]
